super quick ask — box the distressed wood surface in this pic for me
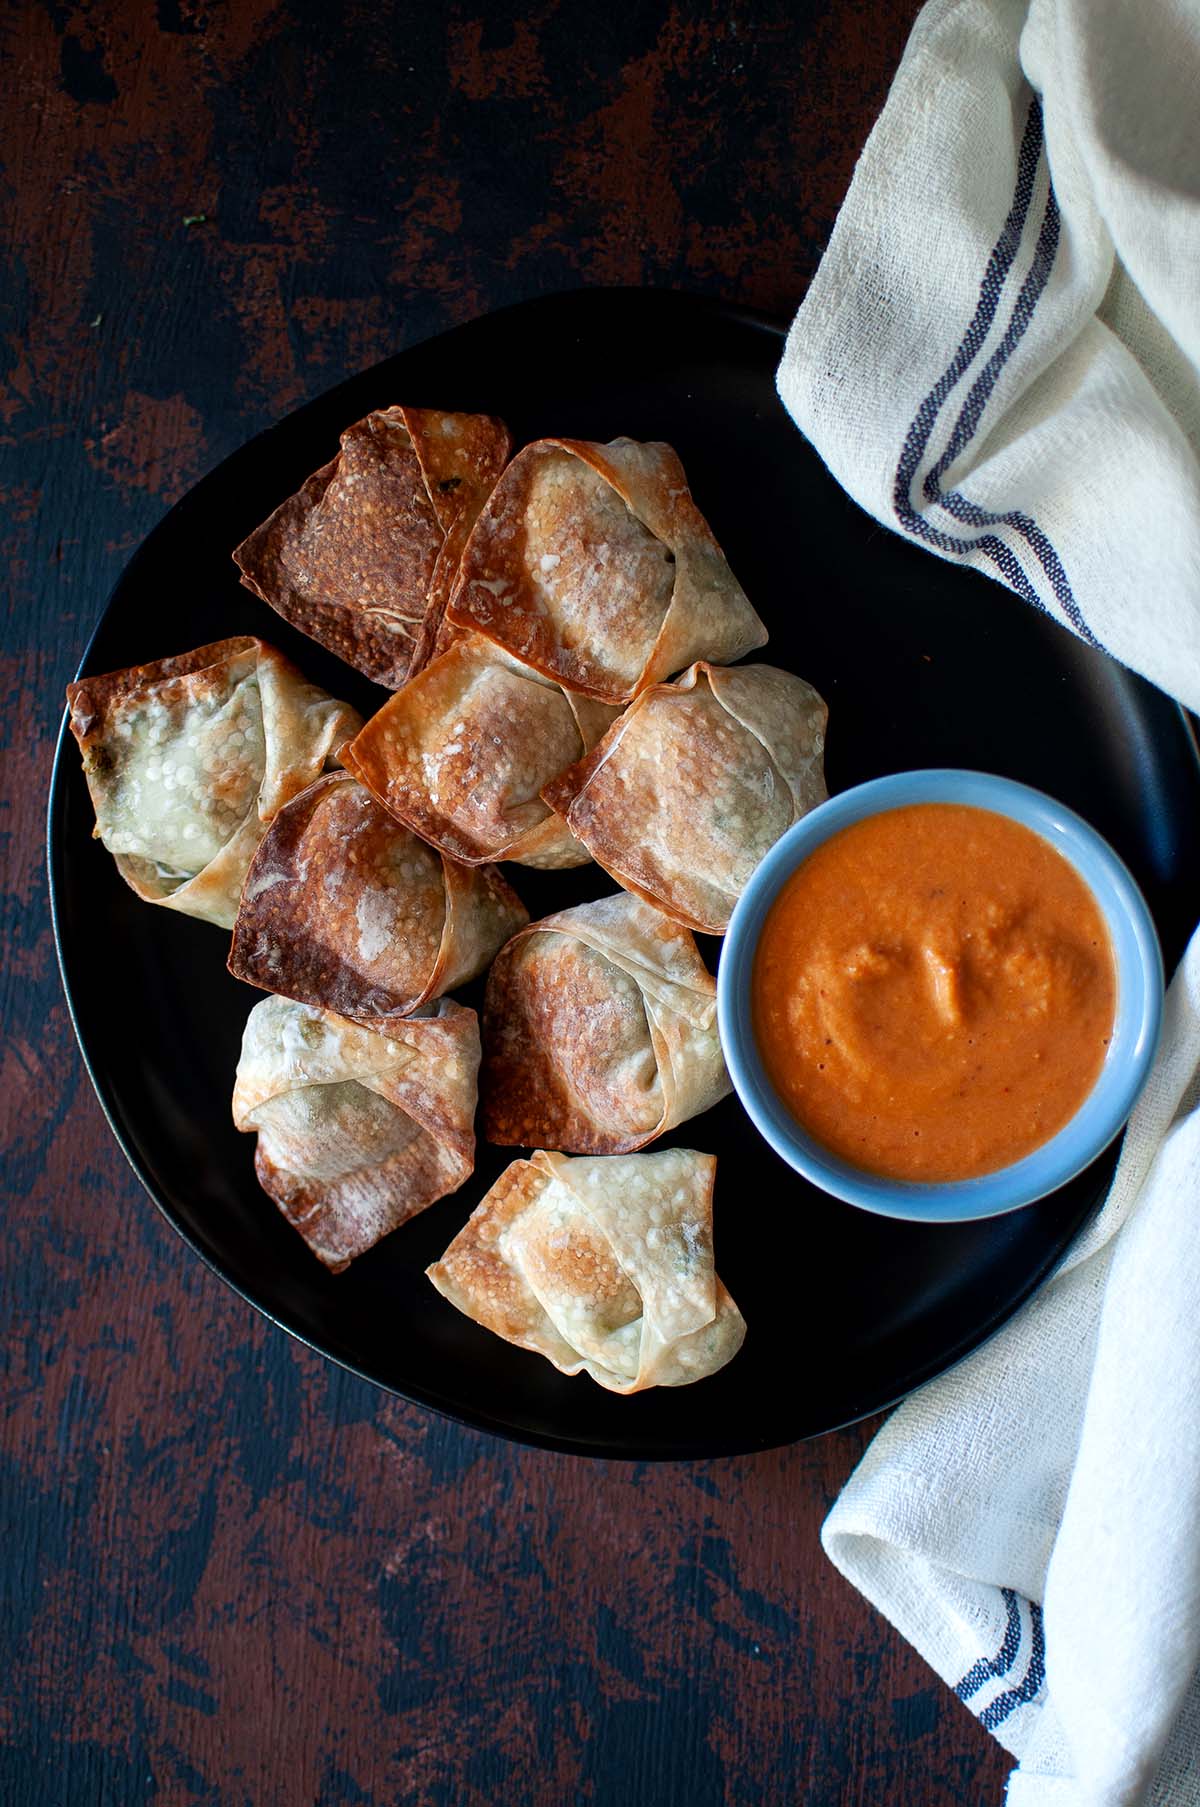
[1,2,1013,1800]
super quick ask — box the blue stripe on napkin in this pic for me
[954,1589,1047,1731]
[892,98,1101,648]
[980,1601,1046,1731]
[954,1586,1023,1701]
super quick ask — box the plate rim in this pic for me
[46,284,1200,1459]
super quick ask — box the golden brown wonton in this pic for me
[427,1148,745,1393]
[66,636,362,930]
[342,632,618,869]
[445,435,767,705]
[233,994,479,1271]
[228,771,527,1027]
[233,406,511,688]
[543,661,828,935]
[481,891,729,1154]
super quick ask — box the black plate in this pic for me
[49,289,1200,1459]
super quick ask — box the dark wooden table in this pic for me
[3,3,1013,1799]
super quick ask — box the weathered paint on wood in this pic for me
[1,1,1012,1799]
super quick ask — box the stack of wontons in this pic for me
[68,406,830,1394]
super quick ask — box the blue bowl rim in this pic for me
[716,769,1165,1223]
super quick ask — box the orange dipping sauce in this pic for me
[752,804,1116,1182]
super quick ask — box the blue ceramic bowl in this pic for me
[717,770,1164,1222]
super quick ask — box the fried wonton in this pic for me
[427,1148,745,1393]
[233,406,512,688]
[66,636,362,930]
[481,891,730,1154]
[342,632,619,869]
[233,994,479,1271]
[543,662,828,935]
[445,435,767,704]
[229,771,527,1027]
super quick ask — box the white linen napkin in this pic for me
[776,0,1200,1801]
[779,0,1200,714]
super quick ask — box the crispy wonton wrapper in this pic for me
[233,406,512,688]
[233,994,480,1271]
[543,661,828,936]
[67,636,362,930]
[342,632,619,869]
[482,892,730,1154]
[446,436,767,704]
[427,1148,745,1393]
[229,771,527,1027]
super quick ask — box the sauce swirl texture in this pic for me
[751,803,1116,1182]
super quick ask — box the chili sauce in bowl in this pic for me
[717,772,1163,1222]
[752,803,1116,1183]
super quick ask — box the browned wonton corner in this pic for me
[234,406,511,688]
